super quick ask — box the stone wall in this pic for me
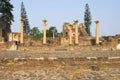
[1,34,120,51]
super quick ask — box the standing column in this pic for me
[20,18,24,44]
[74,20,79,45]
[67,24,72,45]
[95,20,99,45]
[43,20,47,44]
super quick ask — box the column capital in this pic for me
[74,20,78,24]
[43,20,47,23]
[94,20,99,24]
[20,18,25,21]
[80,23,84,26]
[67,24,72,29]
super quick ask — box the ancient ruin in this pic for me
[0,8,120,80]
[0,18,120,51]
[62,20,89,46]
[0,14,120,80]
[0,1,120,80]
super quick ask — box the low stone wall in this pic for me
[18,44,117,51]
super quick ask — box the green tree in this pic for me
[46,26,57,38]
[21,2,30,34]
[57,32,63,37]
[84,3,92,36]
[29,27,42,39]
[0,0,14,24]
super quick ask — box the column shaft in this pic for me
[68,24,72,45]
[20,19,24,44]
[74,20,79,44]
[95,20,99,45]
[43,20,47,44]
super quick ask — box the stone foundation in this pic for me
[0,51,120,80]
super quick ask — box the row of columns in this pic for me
[20,19,48,45]
[67,20,79,45]
[20,18,99,45]
[67,20,100,45]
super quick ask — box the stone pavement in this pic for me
[0,50,120,80]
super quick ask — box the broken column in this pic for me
[67,24,72,45]
[43,20,47,44]
[73,20,79,45]
[95,20,99,45]
[20,18,24,44]
[80,23,88,36]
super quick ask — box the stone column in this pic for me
[67,24,72,45]
[74,20,79,45]
[43,20,47,44]
[95,20,99,45]
[52,27,56,39]
[20,18,24,44]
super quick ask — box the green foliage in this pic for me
[0,0,14,24]
[46,26,58,37]
[29,27,42,39]
[84,3,92,36]
[57,32,63,37]
[21,2,30,34]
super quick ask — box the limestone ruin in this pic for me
[0,18,120,51]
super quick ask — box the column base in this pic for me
[20,43,24,46]
[75,44,79,46]
[95,44,100,47]
[69,44,73,46]
[43,43,47,45]
[96,43,100,45]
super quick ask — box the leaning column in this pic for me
[20,18,24,44]
[95,20,99,45]
[43,20,47,44]
[74,20,79,45]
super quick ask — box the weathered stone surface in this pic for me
[0,51,120,80]
[117,44,120,50]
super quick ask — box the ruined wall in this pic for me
[1,33,120,51]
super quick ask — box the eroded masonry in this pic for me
[0,18,120,51]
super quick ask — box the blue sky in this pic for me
[10,0,120,36]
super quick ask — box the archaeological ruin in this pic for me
[0,18,120,80]
[0,16,120,80]
[0,1,120,79]
[0,17,120,51]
